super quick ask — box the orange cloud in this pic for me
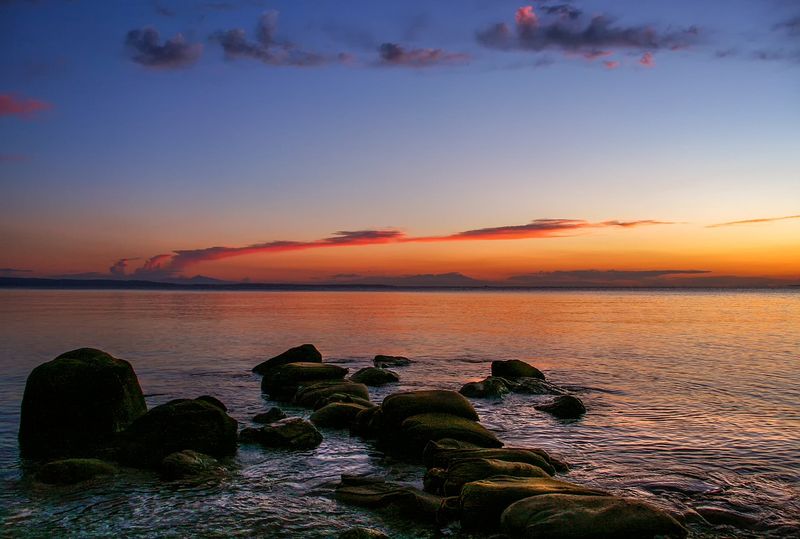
[707,214,800,228]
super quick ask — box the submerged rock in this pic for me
[535,395,586,419]
[19,348,147,458]
[252,344,322,375]
[261,362,348,401]
[426,457,550,496]
[160,449,222,480]
[310,402,370,429]
[36,458,117,485]
[241,417,323,450]
[373,355,411,368]
[512,377,568,395]
[459,376,511,399]
[116,397,237,468]
[338,528,389,539]
[491,359,545,380]
[423,440,565,476]
[253,407,286,424]
[502,494,688,538]
[294,380,370,408]
[350,367,399,386]
[460,476,608,531]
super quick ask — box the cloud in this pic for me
[377,43,469,68]
[639,51,655,67]
[0,94,52,118]
[125,27,203,69]
[773,16,800,37]
[477,5,698,65]
[0,268,33,276]
[109,257,139,276]
[212,10,332,67]
[707,214,800,228]
[125,218,672,277]
[603,60,620,70]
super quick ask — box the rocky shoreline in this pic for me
[16,345,750,537]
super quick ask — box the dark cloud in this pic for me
[152,1,175,17]
[125,27,202,69]
[708,214,800,228]
[212,10,331,67]
[109,257,139,276]
[378,42,469,67]
[0,93,52,117]
[539,3,583,21]
[773,16,800,36]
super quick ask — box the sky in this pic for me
[1,0,799,287]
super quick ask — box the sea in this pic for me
[0,289,798,537]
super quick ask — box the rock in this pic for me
[380,390,479,427]
[116,397,237,468]
[399,413,503,453]
[423,440,564,476]
[460,476,609,531]
[313,393,374,411]
[310,402,370,429]
[694,505,761,529]
[373,355,411,368]
[502,494,688,538]
[196,395,227,411]
[253,407,286,424]
[261,362,348,401]
[426,457,551,496]
[36,458,117,485]
[511,377,568,395]
[19,348,147,458]
[535,395,586,419]
[160,449,222,480]
[242,418,323,450]
[350,406,382,438]
[460,377,511,399]
[491,359,545,380]
[294,380,370,408]
[350,367,399,386]
[338,528,389,539]
[252,344,322,375]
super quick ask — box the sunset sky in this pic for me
[1,0,798,286]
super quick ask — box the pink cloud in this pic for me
[0,94,53,118]
[640,52,655,67]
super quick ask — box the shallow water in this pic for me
[1,289,798,537]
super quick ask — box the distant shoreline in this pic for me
[1,277,798,292]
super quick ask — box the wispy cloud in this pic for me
[377,43,469,68]
[126,218,672,277]
[0,94,52,118]
[125,27,203,69]
[708,214,800,228]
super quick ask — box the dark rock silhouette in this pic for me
[512,377,568,395]
[425,457,550,496]
[293,380,369,408]
[252,344,322,375]
[423,439,565,476]
[535,395,587,419]
[373,355,412,368]
[310,402,370,429]
[380,390,479,426]
[196,395,227,411]
[160,449,222,480]
[240,417,322,450]
[400,413,502,453]
[491,359,545,380]
[261,362,348,400]
[253,407,286,424]
[19,348,146,458]
[36,458,117,485]
[459,376,511,398]
[313,393,373,410]
[350,367,399,386]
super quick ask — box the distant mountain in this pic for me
[331,272,488,287]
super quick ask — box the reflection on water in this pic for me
[1,289,799,537]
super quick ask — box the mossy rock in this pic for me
[460,476,609,531]
[501,494,688,538]
[397,413,503,454]
[310,402,370,429]
[428,457,550,496]
[293,380,369,408]
[261,362,348,400]
[19,348,146,458]
[423,440,565,475]
[313,393,374,411]
[160,449,222,480]
[36,458,117,485]
[460,377,512,399]
[252,344,322,375]
[350,367,399,386]
[491,359,545,380]
[242,417,323,450]
[116,397,237,468]
[381,390,479,427]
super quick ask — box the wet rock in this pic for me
[116,397,237,468]
[460,377,511,399]
[460,476,609,531]
[338,528,389,539]
[313,393,374,411]
[19,348,147,458]
[423,440,565,476]
[511,377,568,395]
[252,344,322,375]
[350,406,382,438]
[196,395,227,412]
[694,505,761,529]
[373,355,411,368]
[242,417,323,450]
[491,359,545,380]
[426,457,551,496]
[350,367,399,386]
[311,402,370,429]
[36,458,117,485]
[160,449,222,480]
[535,395,586,419]
[502,494,688,538]
[261,362,348,401]
[380,390,479,427]
[294,380,370,408]
[253,407,286,424]
[399,413,503,453]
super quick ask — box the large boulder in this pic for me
[240,418,322,450]
[535,395,586,419]
[261,362,348,401]
[19,348,147,458]
[310,402,371,429]
[491,359,545,380]
[373,355,411,368]
[423,440,565,476]
[426,457,550,496]
[294,380,370,408]
[350,367,399,386]
[460,476,609,531]
[313,393,374,411]
[36,458,117,485]
[399,413,502,453]
[253,407,286,424]
[116,397,237,468]
[252,344,322,375]
[380,390,479,427]
[460,377,511,399]
[501,494,688,538]
[160,449,223,480]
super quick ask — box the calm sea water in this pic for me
[0,289,798,538]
